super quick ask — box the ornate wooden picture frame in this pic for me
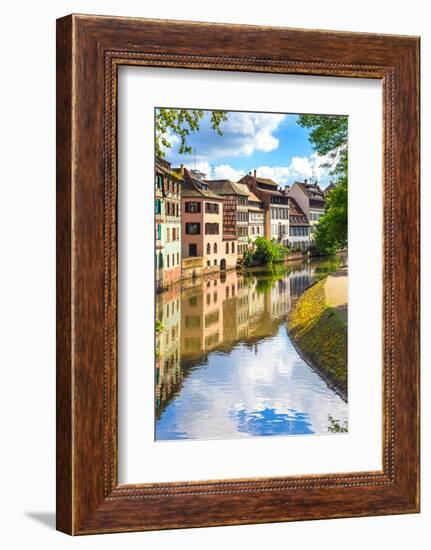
[56,14,420,535]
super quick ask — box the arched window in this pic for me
[213,243,217,254]
[206,243,211,254]
[231,242,235,253]
[226,242,229,253]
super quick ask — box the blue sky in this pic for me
[159,110,337,188]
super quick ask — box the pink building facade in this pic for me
[181,169,237,276]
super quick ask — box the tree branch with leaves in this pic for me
[155,108,228,158]
[297,115,348,254]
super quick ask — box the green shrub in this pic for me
[252,237,289,267]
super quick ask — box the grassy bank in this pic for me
[287,276,347,400]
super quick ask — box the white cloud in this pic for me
[251,153,334,186]
[208,112,287,157]
[212,164,246,181]
[181,152,334,187]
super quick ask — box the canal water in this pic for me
[155,257,348,441]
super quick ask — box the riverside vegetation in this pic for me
[287,273,348,400]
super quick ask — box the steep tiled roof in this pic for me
[182,169,223,199]
[155,157,183,181]
[293,181,325,199]
[255,177,278,187]
[248,192,262,203]
[205,180,250,197]
[288,197,309,226]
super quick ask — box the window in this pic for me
[213,243,217,254]
[176,252,179,265]
[231,242,235,253]
[189,243,197,256]
[205,202,219,214]
[185,315,201,328]
[158,252,163,268]
[166,228,170,242]
[206,260,210,267]
[157,224,162,241]
[166,254,170,268]
[205,311,219,327]
[185,202,201,213]
[186,223,200,235]
[156,174,163,189]
[176,204,179,217]
[189,296,197,307]
[155,199,162,214]
[225,242,229,253]
[185,337,201,351]
[172,253,175,266]
[206,243,211,255]
[205,223,219,235]
[214,259,217,266]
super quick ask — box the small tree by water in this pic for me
[244,237,289,268]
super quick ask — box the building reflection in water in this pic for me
[155,258,348,440]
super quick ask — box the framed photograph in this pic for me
[56,14,420,535]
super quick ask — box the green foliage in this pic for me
[288,278,347,397]
[297,114,348,164]
[297,115,348,254]
[314,177,348,254]
[242,249,254,267]
[155,319,164,359]
[255,265,290,293]
[327,415,348,433]
[251,237,289,267]
[156,319,164,334]
[156,108,228,157]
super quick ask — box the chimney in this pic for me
[180,164,184,175]
[253,169,257,179]
[304,178,308,184]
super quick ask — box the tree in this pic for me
[156,108,228,158]
[252,237,289,267]
[297,115,348,253]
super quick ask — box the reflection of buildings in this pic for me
[155,285,182,416]
[289,266,314,299]
[155,266,314,417]
[270,277,291,318]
